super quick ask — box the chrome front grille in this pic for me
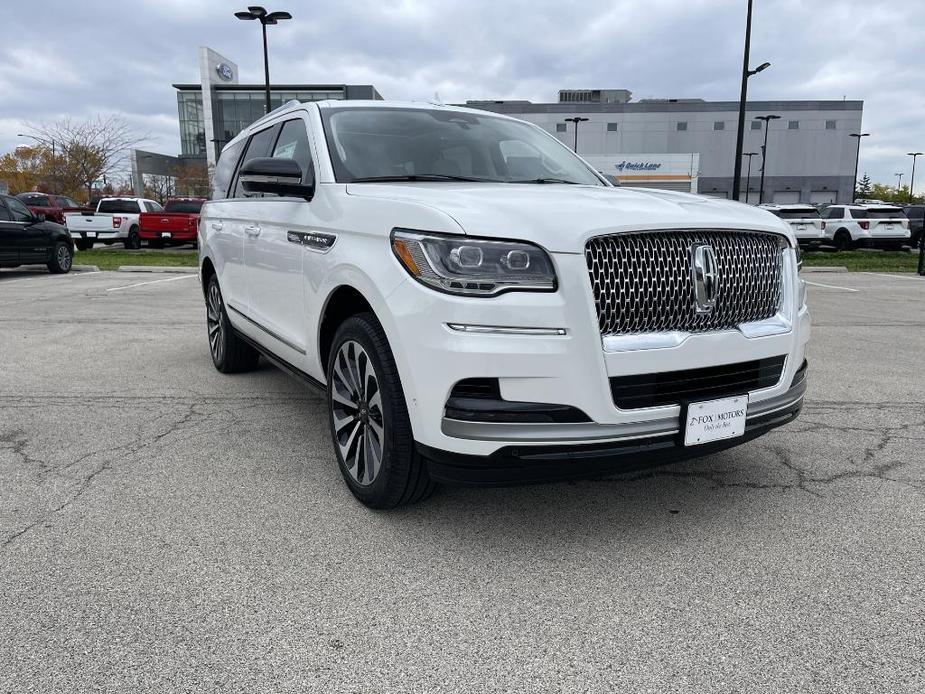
[585,230,784,337]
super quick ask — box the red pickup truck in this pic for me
[138,197,206,247]
[17,192,93,225]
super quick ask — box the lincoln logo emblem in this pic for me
[691,243,719,313]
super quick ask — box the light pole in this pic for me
[235,6,292,114]
[18,133,57,193]
[731,0,771,201]
[895,172,904,195]
[907,152,922,202]
[849,133,870,202]
[755,115,780,204]
[563,117,589,153]
[742,152,758,204]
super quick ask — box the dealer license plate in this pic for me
[684,395,747,446]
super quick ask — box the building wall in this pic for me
[466,100,863,203]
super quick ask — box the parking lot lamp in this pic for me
[907,152,922,202]
[563,117,589,153]
[895,172,904,195]
[742,152,758,204]
[755,115,780,204]
[731,0,771,201]
[849,133,870,202]
[235,6,292,114]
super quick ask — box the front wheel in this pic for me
[124,226,141,250]
[327,313,435,509]
[47,242,72,274]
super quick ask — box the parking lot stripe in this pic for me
[804,280,859,292]
[861,272,925,282]
[106,275,197,292]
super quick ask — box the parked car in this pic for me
[199,101,809,508]
[64,197,163,250]
[139,197,206,248]
[821,204,910,250]
[902,204,924,249]
[16,192,93,225]
[758,204,827,247]
[0,194,74,273]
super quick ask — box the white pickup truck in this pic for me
[64,197,163,250]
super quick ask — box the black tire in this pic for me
[205,275,259,373]
[326,313,435,509]
[75,240,93,251]
[46,242,72,274]
[833,229,853,251]
[124,226,141,250]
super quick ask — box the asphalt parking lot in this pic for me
[1,268,923,693]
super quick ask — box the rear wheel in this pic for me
[46,242,72,274]
[124,226,141,250]
[834,229,853,251]
[205,275,259,373]
[327,313,435,509]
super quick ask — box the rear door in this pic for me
[5,196,50,263]
[0,198,20,265]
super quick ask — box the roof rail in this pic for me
[251,99,302,128]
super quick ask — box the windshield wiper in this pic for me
[507,177,581,184]
[350,174,495,183]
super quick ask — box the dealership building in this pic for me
[465,89,864,204]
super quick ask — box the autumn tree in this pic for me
[22,115,148,201]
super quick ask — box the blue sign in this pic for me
[215,63,234,81]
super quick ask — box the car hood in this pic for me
[345,182,793,253]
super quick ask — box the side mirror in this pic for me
[239,157,314,200]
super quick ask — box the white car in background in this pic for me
[821,204,910,251]
[64,197,163,250]
[759,204,826,247]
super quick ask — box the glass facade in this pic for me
[176,88,346,157]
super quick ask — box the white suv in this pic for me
[821,204,910,250]
[199,101,810,508]
[758,204,826,247]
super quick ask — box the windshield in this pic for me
[321,107,605,186]
[165,200,204,214]
[867,208,906,219]
[777,209,820,219]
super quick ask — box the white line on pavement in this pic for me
[106,275,197,292]
[861,272,925,282]
[804,280,859,293]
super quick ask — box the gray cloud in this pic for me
[1,0,921,190]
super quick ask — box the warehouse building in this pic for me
[465,89,864,204]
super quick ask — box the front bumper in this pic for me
[382,248,809,459]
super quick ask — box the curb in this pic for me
[72,265,100,272]
[802,266,848,273]
[117,266,198,274]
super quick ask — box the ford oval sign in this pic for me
[215,63,234,81]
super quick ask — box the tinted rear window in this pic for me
[778,209,820,219]
[165,200,204,214]
[867,208,907,219]
[20,194,51,207]
[98,199,141,214]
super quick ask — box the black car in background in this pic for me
[0,194,74,274]
[903,205,924,249]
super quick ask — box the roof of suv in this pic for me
[759,204,818,210]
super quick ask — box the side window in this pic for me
[272,118,314,185]
[146,201,164,212]
[232,124,282,198]
[211,139,246,200]
[6,197,34,222]
[850,208,868,219]
[0,199,11,222]
[824,207,841,219]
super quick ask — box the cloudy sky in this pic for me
[1,0,921,191]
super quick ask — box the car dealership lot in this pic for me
[1,270,923,692]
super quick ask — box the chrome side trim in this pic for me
[447,324,567,336]
[226,304,306,355]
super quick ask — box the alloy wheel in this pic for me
[206,282,224,364]
[57,245,72,271]
[330,340,384,485]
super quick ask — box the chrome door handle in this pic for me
[244,225,261,237]
[210,221,224,231]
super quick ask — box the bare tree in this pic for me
[23,115,148,201]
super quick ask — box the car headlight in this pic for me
[390,229,557,296]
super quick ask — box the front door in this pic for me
[5,197,49,264]
[0,199,21,265]
[242,117,315,359]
